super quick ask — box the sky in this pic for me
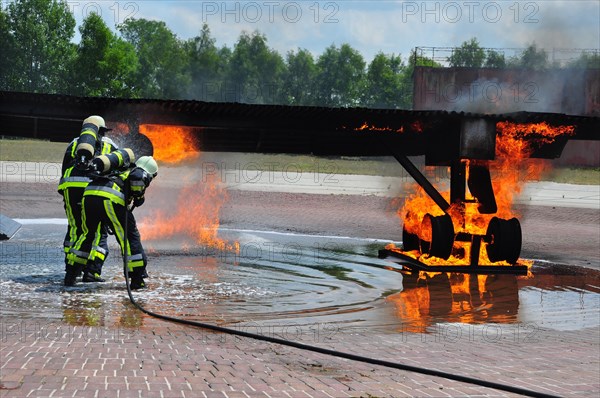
[53,0,600,63]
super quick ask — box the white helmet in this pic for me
[136,156,158,177]
[83,115,112,132]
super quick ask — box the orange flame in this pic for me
[386,271,521,331]
[139,124,238,253]
[411,120,424,133]
[140,174,239,253]
[396,121,575,266]
[140,124,200,163]
[354,122,404,133]
[491,121,574,221]
[111,122,131,134]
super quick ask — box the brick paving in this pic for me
[1,315,599,397]
[1,174,599,397]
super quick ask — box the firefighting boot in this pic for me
[64,272,77,287]
[64,266,81,287]
[129,277,146,290]
[82,260,105,282]
[82,271,106,282]
[129,267,147,290]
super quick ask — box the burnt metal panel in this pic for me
[1,91,598,159]
[460,118,496,160]
[413,66,600,116]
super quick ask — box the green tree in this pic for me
[282,48,317,105]
[6,0,76,93]
[184,23,225,101]
[362,52,405,109]
[315,43,366,107]
[510,43,549,69]
[226,31,285,104]
[73,13,139,97]
[485,50,506,68]
[568,51,600,69]
[0,7,16,90]
[119,18,190,99]
[448,38,486,67]
[103,39,141,97]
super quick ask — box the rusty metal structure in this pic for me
[413,66,600,116]
[1,82,598,273]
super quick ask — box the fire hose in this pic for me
[121,201,559,398]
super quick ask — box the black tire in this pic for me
[402,212,420,252]
[402,227,420,251]
[420,213,455,260]
[486,217,522,264]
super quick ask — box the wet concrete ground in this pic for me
[2,222,599,335]
[1,161,599,397]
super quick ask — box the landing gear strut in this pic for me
[380,153,528,275]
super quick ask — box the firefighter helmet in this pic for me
[136,156,158,177]
[83,115,112,132]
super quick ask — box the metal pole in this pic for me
[392,152,451,213]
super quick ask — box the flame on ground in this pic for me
[139,124,238,253]
[395,121,575,266]
[140,173,239,253]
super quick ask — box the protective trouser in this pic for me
[68,195,147,278]
[62,187,109,275]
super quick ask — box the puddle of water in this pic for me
[1,224,599,336]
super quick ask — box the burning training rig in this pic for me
[354,115,590,274]
[1,86,599,274]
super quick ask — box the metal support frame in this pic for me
[378,249,528,275]
[392,152,450,212]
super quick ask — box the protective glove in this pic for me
[83,160,101,179]
[133,196,145,207]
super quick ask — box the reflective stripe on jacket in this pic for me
[83,167,148,207]
[83,170,130,206]
[58,137,118,193]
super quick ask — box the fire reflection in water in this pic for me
[387,271,520,333]
[387,265,600,333]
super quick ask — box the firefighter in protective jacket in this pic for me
[59,115,118,284]
[67,156,158,289]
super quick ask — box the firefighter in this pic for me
[58,115,118,284]
[67,156,158,290]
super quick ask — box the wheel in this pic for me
[402,227,420,252]
[485,217,522,264]
[402,211,420,252]
[420,213,455,260]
